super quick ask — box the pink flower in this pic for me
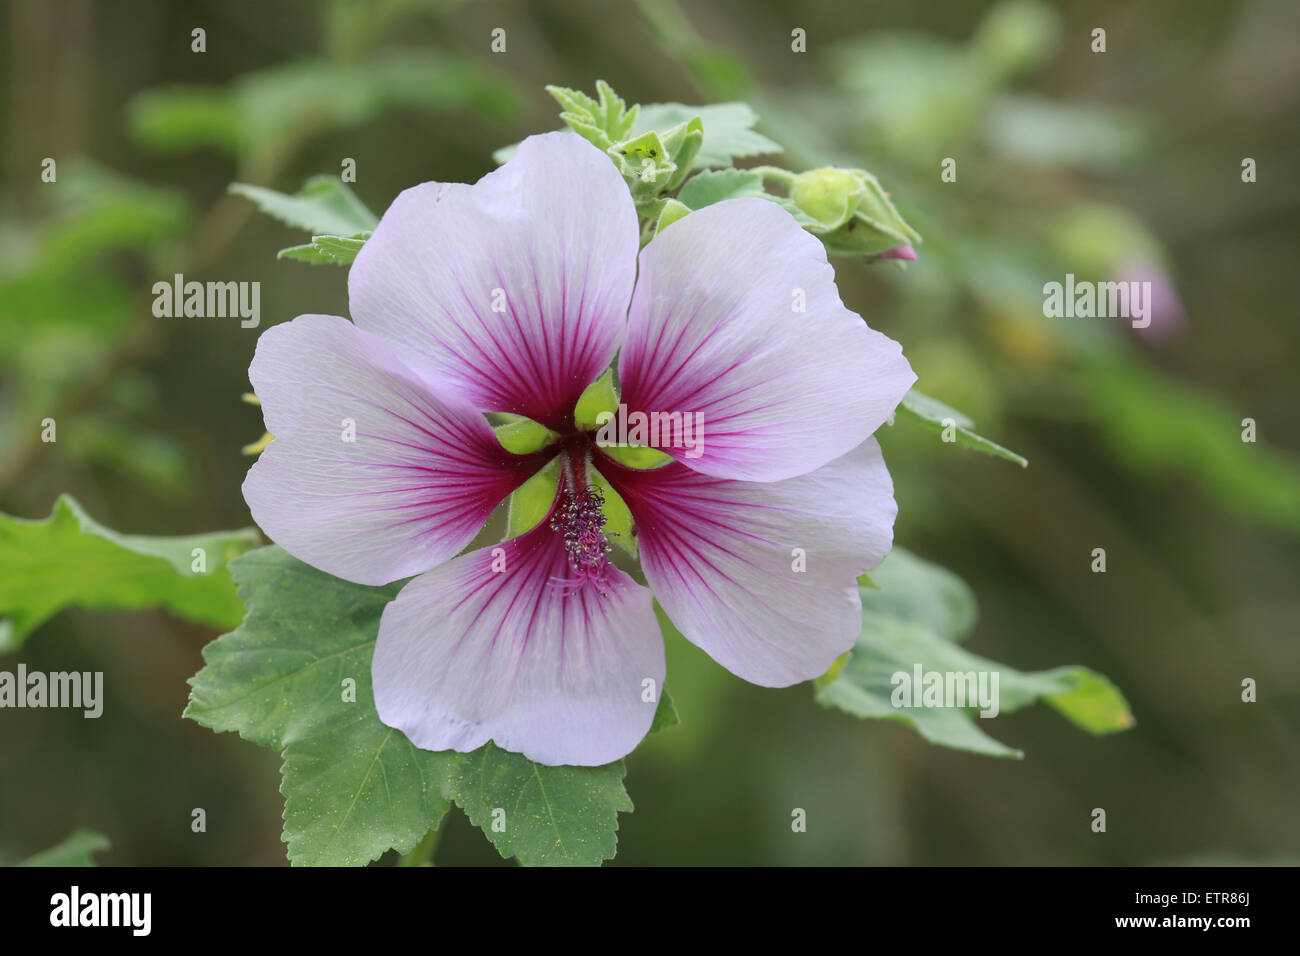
[243,133,915,766]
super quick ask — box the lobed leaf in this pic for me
[186,546,639,866]
[0,496,259,652]
[816,548,1133,757]
[229,177,377,237]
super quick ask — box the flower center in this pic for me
[549,484,613,596]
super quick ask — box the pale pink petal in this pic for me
[348,132,639,429]
[618,198,915,481]
[372,521,665,766]
[599,438,895,686]
[244,314,541,586]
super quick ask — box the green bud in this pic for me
[789,166,922,258]
[789,167,864,230]
[608,131,677,200]
[658,116,704,191]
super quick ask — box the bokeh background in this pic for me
[2,0,1298,865]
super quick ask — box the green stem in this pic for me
[750,165,798,187]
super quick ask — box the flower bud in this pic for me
[789,167,922,259]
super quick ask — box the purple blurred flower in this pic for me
[242,133,914,765]
[1120,258,1185,341]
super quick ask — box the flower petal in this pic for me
[618,198,916,481]
[348,131,640,429]
[244,314,539,586]
[599,438,895,686]
[372,522,665,767]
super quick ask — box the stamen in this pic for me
[548,486,615,596]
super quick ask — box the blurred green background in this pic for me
[2,0,1298,865]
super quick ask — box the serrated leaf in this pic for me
[280,715,455,867]
[229,177,378,237]
[893,388,1029,467]
[546,81,639,152]
[277,233,369,266]
[595,80,637,141]
[0,496,259,652]
[445,743,632,867]
[187,546,637,867]
[677,168,767,209]
[632,102,779,168]
[546,85,599,118]
[186,547,454,866]
[816,548,1133,757]
[18,829,110,867]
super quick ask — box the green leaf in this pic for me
[186,547,454,865]
[187,546,637,866]
[131,53,517,159]
[1082,356,1300,532]
[126,86,244,154]
[893,388,1029,467]
[229,177,378,237]
[445,744,632,867]
[39,159,191,268]
[866,546,978,644]
[596,80,638,141]
[0,496,259,652]
[18,829,110,867]
[277,233,369,266]
[546,81,639,151]
[632,102,779,168]
[815,548,1133,757]
[677,168,766,209]
[280,713,455,867]
[984,94,1151,170]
